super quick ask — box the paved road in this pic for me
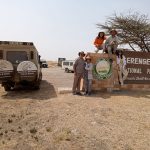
[42,67,74,91]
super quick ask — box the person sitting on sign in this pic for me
[104,29,119,61]
[84,55,93,95]
[116,50,128,86]
[94,32,106,53]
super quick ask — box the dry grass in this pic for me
[47,61,58,68]
[0,67,150,150]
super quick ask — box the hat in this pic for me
[110,29,117,34]
[78,51,85,56]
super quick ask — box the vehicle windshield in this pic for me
[63,62,69,66]
[40,60,47,63]
[70,62,73,66]
[7,51,28,64]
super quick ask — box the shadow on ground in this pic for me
[2,80,57,100]
[89,90,150,99]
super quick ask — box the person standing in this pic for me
[72,51,85,95]
[116,50,128,85]
[105,29,119,61]
[94,32,106,53]
[84,56,93,95]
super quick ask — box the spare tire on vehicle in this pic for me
[17,61,38,79]
[0,60,14,79]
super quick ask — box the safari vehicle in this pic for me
[40,59,48,68]
[0,41,42,91]
[62,60,75,73]
[58,58,66,66]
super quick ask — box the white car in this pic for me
[62,60,75,73]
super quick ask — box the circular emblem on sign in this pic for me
[93,58,112,80]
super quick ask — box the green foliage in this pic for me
[97,11,150,52]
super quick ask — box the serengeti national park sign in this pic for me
[123,51,150,84]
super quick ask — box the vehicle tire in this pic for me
[33,81,40,90]
[34,73,42,90]
[65,68,69,73]
[34,84,40,90]
[4,84,11,91]
[39,72,42,81]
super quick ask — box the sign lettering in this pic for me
[123,51,150,84]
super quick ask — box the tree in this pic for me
[97,11,150,52]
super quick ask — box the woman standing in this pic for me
[84,55,93,95]
[116,50,128,85]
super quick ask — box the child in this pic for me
[84,55,93,95]
[94,32,106,53]
[116,50,128,85]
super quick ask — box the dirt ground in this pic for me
[0,67,150,150]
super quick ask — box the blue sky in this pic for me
[0,0,149,60]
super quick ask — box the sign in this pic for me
[123,51,150,84]
[93,58,112,80]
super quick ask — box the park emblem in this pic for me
[93,58,112,80]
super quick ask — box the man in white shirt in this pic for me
[105,29,119,62]
[72,51,85,95]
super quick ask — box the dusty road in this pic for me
[0,67,150,150]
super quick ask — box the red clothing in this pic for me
[94,37,106,47]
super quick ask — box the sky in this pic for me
[0,0,149,60]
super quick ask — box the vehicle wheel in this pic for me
[34,73,42,90]
[65,68,69,73]
[34,84,40,90]
[39,72,42,81]
[4,84,11,91]
[33,81,40,90]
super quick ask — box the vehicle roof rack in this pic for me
[0,41,34,46]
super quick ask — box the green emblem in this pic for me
[93,58,112,80]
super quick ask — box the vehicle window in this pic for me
[0,50,3,59]
[7,51,28,64]
[58,58,66,61]
[63,62,69,66]
[41,61,46,63]
[31,51,34,59]
[70,62,73,66]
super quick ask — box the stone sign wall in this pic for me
[124,51,150,84]
[88,52,150,91]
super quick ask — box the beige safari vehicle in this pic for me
[0,41,42,91]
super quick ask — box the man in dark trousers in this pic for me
[72,51,85,95]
